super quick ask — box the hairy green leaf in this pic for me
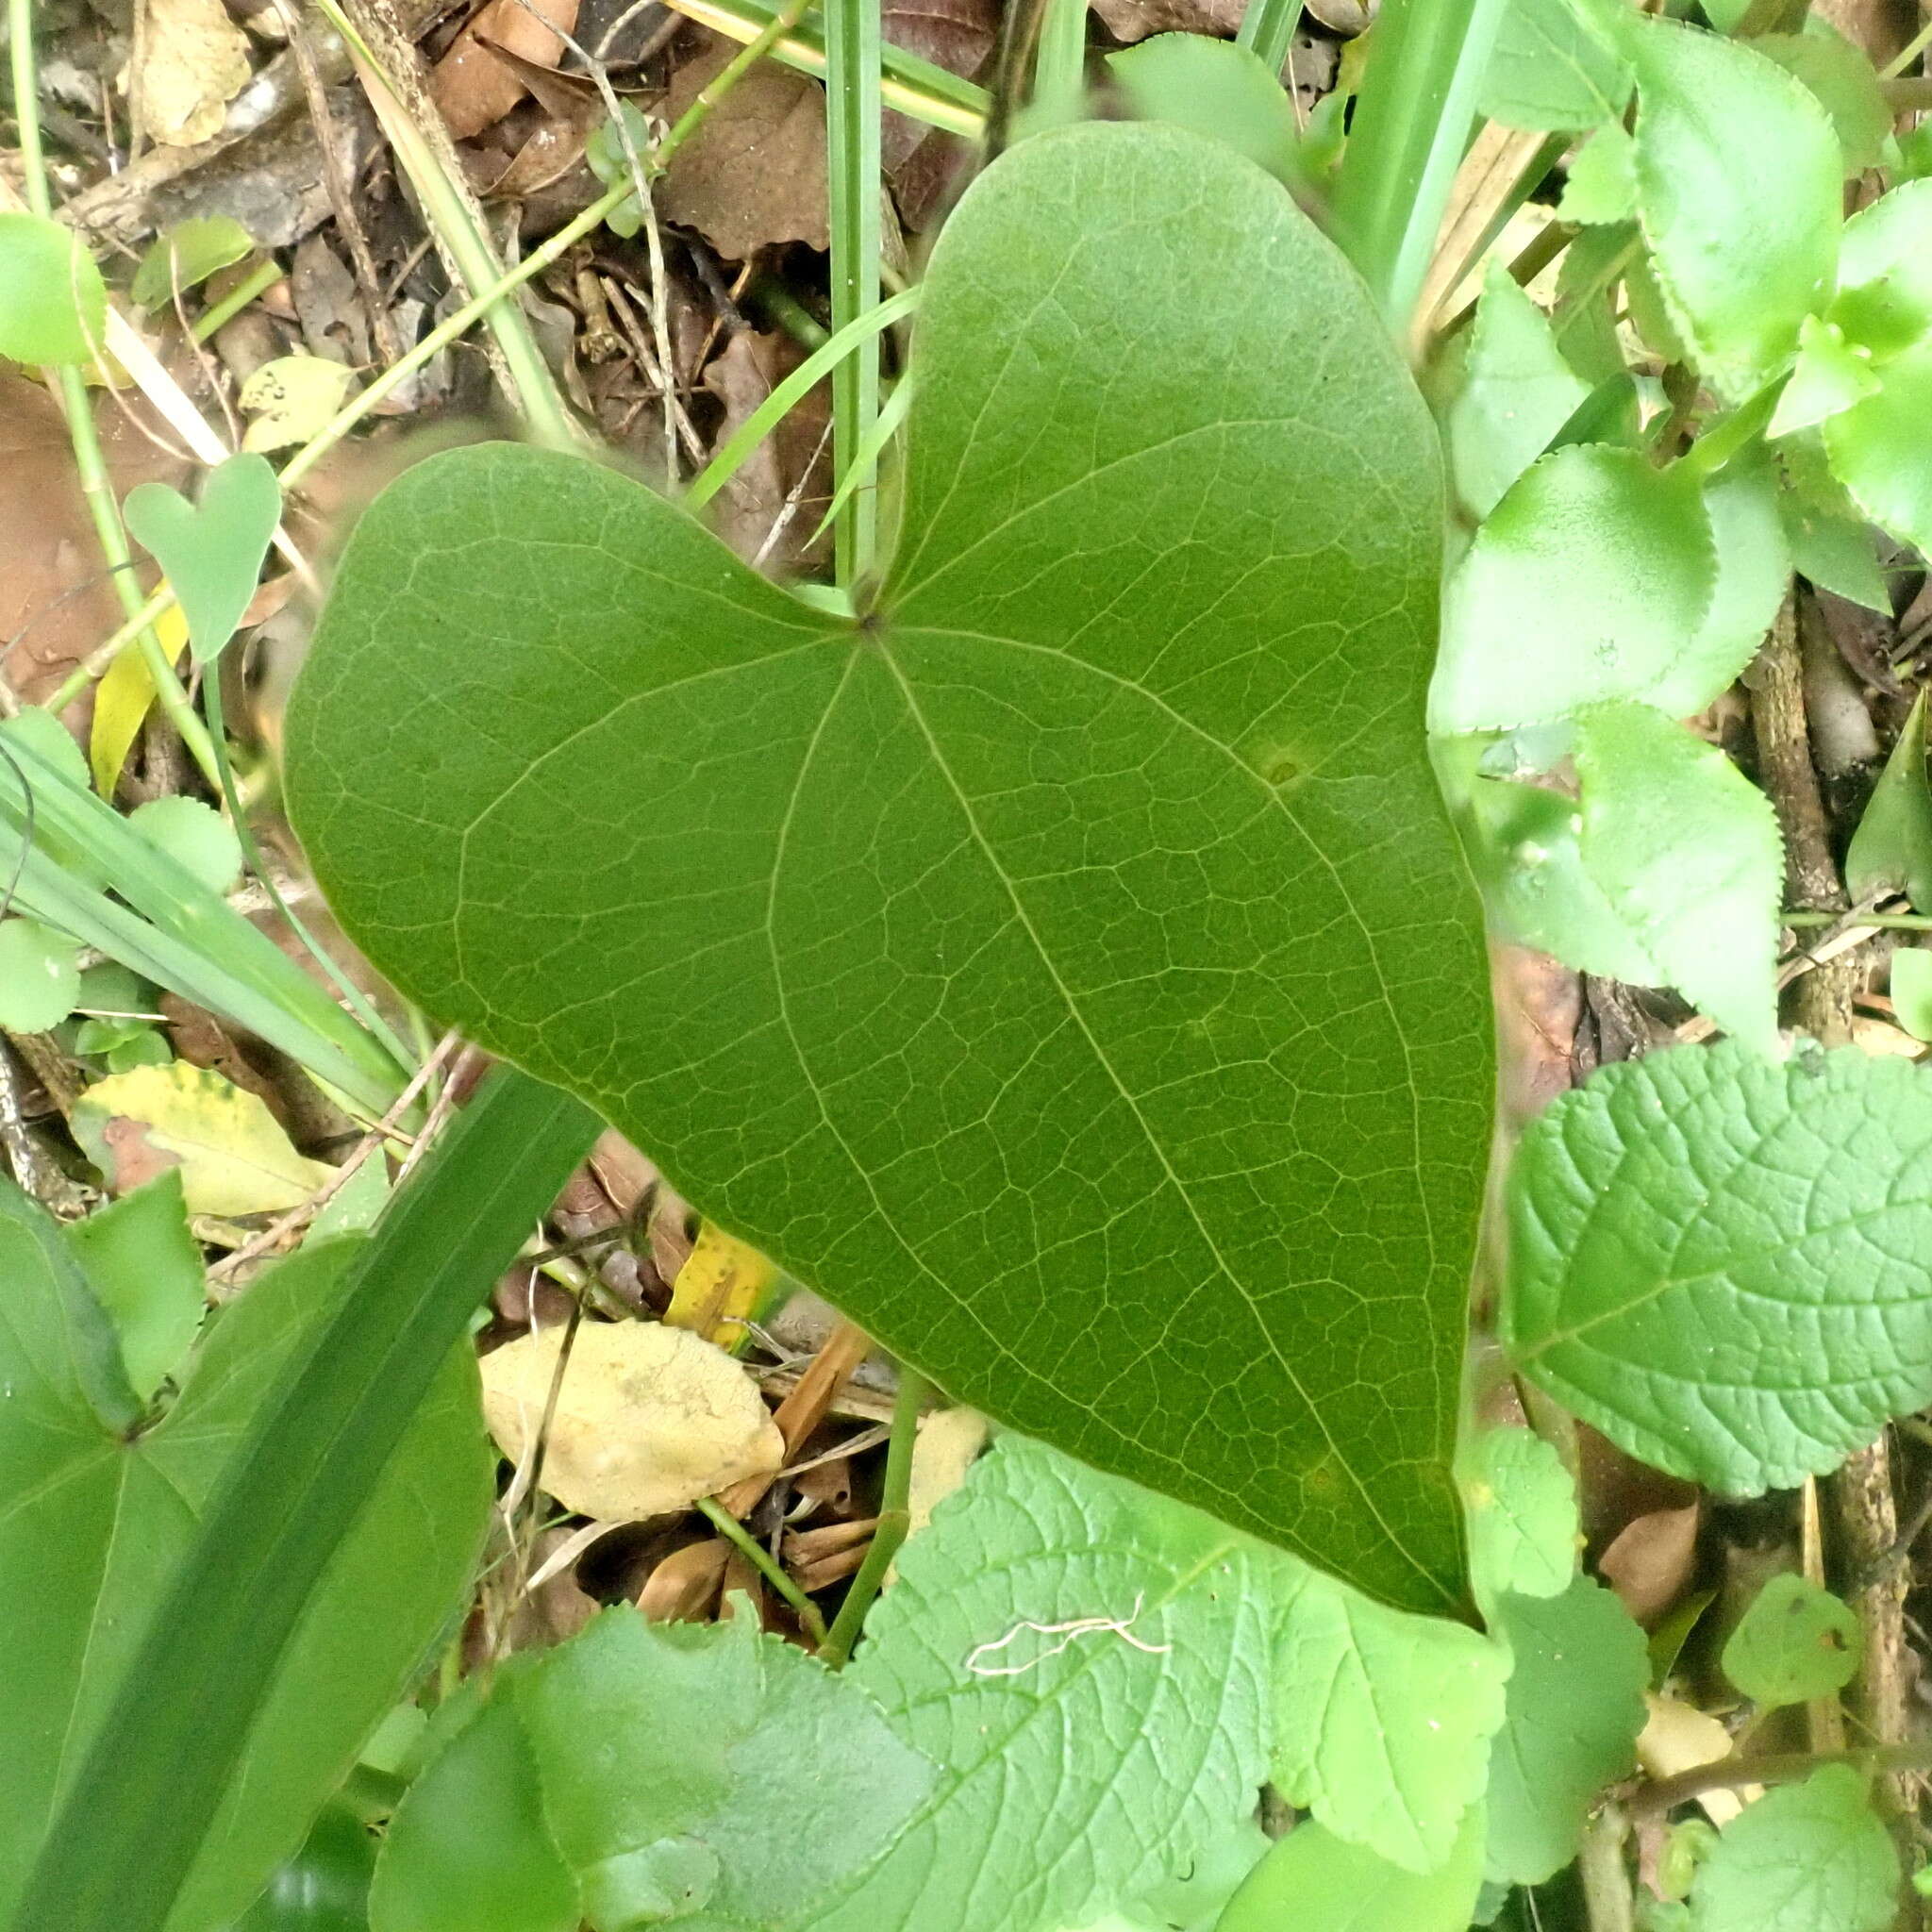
[1892,951,1932,1044]
[1484,1578,1647,1885]
[1461,1425,1578,1606]
[0,1187,490,1932]
[1220,1804,1487,1932]
[1626,18,1840,401]
[0,211,108,365]
[1480,0,1631,130]
[1688,1767,1898,1932]
[1722,1574,1861,1707]
[1558,123,1637,225]
[1770,316,1882,439]
[1443,266,1591,522]
[1751,25,1891,179]
[1431,445,1716,733]
[1847,692,1932,911]
[1777,451,1890,610]
[1824,341,1932,558]
[1506,1041,1932,1491]
[286,122,1491,1607]
[1828,178,1932,361]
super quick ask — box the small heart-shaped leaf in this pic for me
[287,124,1492,1607]
[124,453,281,665]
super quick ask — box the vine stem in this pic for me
[697,1498,831,1642]
[1626,1740,1932,1824]
[817,1366,927,1667]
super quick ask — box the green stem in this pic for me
[818,1366,927,1668]
[697,1498,831,1642]
[1882,12,1932,77]
[1032,0,1089,122]
[1235,0,1303,77]
[1329,0,1510,335]
[1629,1739,1932,1823]
[192,258,286,343]
[1786,908,1932,930]
[7,0,221,785]
[1675,382,1778,481]
[824,0,883,588]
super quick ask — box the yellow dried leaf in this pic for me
[91,596,188,797]
[664,1221,777,1350]
[239,356,356,454]
[134,0,252,147]
[73,1061,333,1215]
[481,1319,784,1521]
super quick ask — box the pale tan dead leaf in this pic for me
[482,1319,784,1522]
[1600,1501,1701,1628]
[888,1405,987,1585]
[429,0,580,142]
[1636,1693,1758,1826]
[136,0,254,147]
[1089,0,1243,41]
[637,1536,730,1622]
[239,355,357,452]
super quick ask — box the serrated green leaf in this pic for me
[1480,0,1633,131]
[128,795,243,895]
[1688,1767,1898,1932]
[285,122,1491,1607]
[1506,1040,1932,1491]
[0,914,82,1031]
[1555,222,1640,385]
[1777,450,1889,610]
[1444,266,1591,521]
[131,217,256,312]
[1462,1426,1578,1605]
[1824,341,1932,558]
[1220,1803,1487,1932]
[1769,315,1882,439]
[1752,25,1892,178]
[1484,1577,1648,1886]
[0,1190,491,1932]
[1569,702,1781,1055]
[1847,691,1932,911]
[1891,950,1932,1043]
[1558,122,1637,225]
[1722,1573,1861,1707]
[1431,446,1717,734]
[1626,18,1840,401]
[1828,178,1932,361]
[1272,1573,1507,1874]
[0,211,108,365]
[1108,35,1305,189]
[65,1169,203,1401]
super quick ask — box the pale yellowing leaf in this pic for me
[239,357,357,455]
[133,0,252,147]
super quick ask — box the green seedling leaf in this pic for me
[0,1182,491,1932]
[124,452,282,666]
[0,913,82,1030]
[1107,35,1307,190]
[312,1150,391,1237]
[1722,1573,1862,1707]
[14,1068,596,1932]
[1484,1577,1648,1885]
[231,1805,376,1932]
[1570,702,1781,1056]
[1824,341,1932,559]
[1751,25,1891,178]
[1558,122,1637,225]
[1847,691,1932,912]
[1272,1571,1508,1874]
[1891,950,1932,1043]
[1443,265,1591,521]
[586,103,652,237]
[1480,0,1632,130]
[1461,1425,1578,1605]
[73,1060,335,1215]
[1686,1766,1898,1932]
[1431,445,1717,733]
[1506,1040,1932,1491]
[129,794,244,893]
[1219,1804,1487,1932]
[286,122,1491,1607]
[131,216,256,312]
[1770,315,1881,439]
[1828,177,1932,360]
[0,211,108,365]
[65,1168,204,1401]
[1554,221,1637,386]
[1625,18,1840,402]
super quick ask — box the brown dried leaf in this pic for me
[1600,1501,1701,1629]
[504,1526,601,1650]
[701,328,832,570]
[636,1536,729,1622]
[658,40,828,258]
[429,0,582,142]
[136,0,254,147]
[1090,0,1243,42]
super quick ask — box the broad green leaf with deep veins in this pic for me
[285,122,1490,1607]
[1480,0,1632,131]
[1219,1805,1487,1932]
[1625,18,1840,402]
[0,1183,491,1932]
[1460,1425,1577,1606]
[1505,1041,1932,1491]
[1722,1574,1861,1708]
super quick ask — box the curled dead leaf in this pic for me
[429,0,581,142]
[481,1318,784,1521]
[135,0,255,147]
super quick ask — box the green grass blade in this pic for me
[1033,0,1090,121]
[824,0,884,585]
[1330,0,1509,332]
[12,1066,599,1932]
[1235,0,1304,78]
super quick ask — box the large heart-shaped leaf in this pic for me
[285,123,1491,1607]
